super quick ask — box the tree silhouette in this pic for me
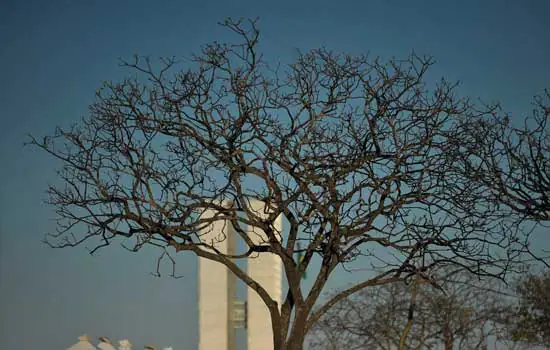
[309,269,528,350]
[29,18,543,350]
[458,90,550,222]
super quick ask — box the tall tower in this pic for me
[246,199,283,350]
[198,200,237,350]
[197,199,282,350]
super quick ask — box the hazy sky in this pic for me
[1,0,549,349]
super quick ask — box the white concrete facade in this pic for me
[197,199,282,350]
[246,199,282,350]
[198,200,237,350]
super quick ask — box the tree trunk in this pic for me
[282,309,308,350]
[443,324,453,350]
[271,309,285,350]
[399,277,419,350]
[283,333,306,350]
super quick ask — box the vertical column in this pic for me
[246,199,283,350]
[198,200,237,350]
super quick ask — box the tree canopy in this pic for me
[30,18,547,350]
[309,269,529,350]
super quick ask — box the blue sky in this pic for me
[0,0,549,349]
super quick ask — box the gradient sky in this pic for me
[1,0,549,349]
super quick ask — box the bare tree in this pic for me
[29,18,542,350]
[309,278,427,350]
[309,270,527,350]
[458,90,550,222]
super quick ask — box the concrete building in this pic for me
[198,199,282,350]
[198,200,238,350]
[246,199,283,350]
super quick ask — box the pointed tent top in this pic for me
[119,340,132,347]
[163,347,173,350]
[69,335,97,350]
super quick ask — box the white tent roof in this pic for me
[68,335,97,350]
[118,339,132,350]
[98,339,116,350]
